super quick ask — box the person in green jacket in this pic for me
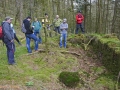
[53,15,62,34]
[32,18,42,44]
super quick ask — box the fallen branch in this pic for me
[26,49,46,55]
[82,36,95,50]
[115,71,120,90]
[60,51,81,56]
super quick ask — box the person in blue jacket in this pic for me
[32,18,42,44]
[59,18,68,48]
[2,16,15,65]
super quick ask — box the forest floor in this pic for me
[0,33,117,90]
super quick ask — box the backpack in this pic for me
[21,23,26,33]
[0,26,3,39]
[0,22,5,40]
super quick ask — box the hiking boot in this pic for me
[28,51,32,53]
[8,63,16,65]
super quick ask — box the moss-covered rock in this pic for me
[59,71,80,88]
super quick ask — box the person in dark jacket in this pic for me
[75,10,85,34]
[23,16,38,53]
[2,16,15,65]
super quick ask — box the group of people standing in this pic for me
[1,10,84,65]
[23,13,69,53]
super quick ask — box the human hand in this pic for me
[11,39,14,42]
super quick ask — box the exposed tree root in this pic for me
[25,49,81,56]
[82,36,95,50]
[20,37,26,42]
[115,71,120,90]
[60,51,81,56]
[26,49,46,55]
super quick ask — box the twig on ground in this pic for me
[25,49,46,55]
[60,51,81,56]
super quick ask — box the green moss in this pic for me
[68,34,86,45]
[95,75,115,90]
[59,71,80,88]
[90,34,120,75]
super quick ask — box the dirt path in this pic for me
[68,47,102,72]
[60,47,108,90]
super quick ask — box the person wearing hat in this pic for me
[23,16,39,53]
[59,18,68,48]
[75,10,85,34]
[2,16,15,65]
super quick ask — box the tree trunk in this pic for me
[84,0,87,32]
[19,0,23,26]
[111,0,118,33]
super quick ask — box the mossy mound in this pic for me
[68,34,85,45]
[59,71,80,88]
[90,34,120,75]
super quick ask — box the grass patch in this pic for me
[0,34,117,89]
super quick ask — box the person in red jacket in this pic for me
[75,10,85,34]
